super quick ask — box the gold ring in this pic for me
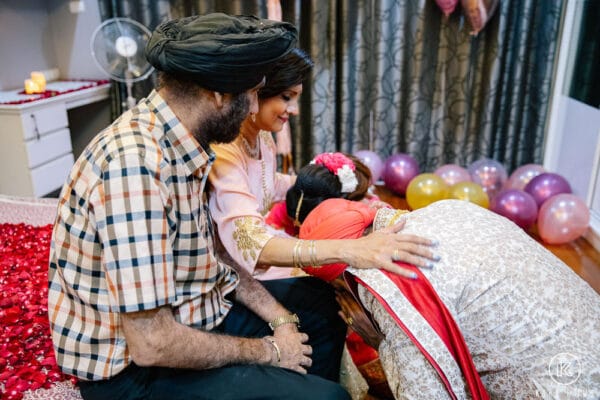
[347,317,354,326]
[393,249,400,261]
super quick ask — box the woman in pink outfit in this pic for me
[208,49,438,282]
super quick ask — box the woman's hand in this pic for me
[335,289,384,349]
[344,219,439,279]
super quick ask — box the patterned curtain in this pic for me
[303,0,564,173]
[97,0,564,173]
[97,0,272,118]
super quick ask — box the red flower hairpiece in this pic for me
[310,152,359,193]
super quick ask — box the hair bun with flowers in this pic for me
[310,152,359,193]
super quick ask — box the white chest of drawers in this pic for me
[0,82,110,197]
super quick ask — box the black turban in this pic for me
[145,13,298,93]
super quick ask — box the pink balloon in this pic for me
[524,173,572,207]
[434,164,471,186]
[468,158,507,200]
[461,0,499,36]
[490,189,538,229]
[354,150,384,183]
[382,153,420,195]
[435,0,459,16]
[505,164,546,191]
[537,194,590,245]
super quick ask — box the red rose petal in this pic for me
[0,223,78,397]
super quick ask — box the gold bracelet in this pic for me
[268,313,300,331]
[309,240,317,267]
[292,240,299,268]
[264,336,281,365]
[295,239,304,268]
[310,240,323,268]
[292,240,301,268]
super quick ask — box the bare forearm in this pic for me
[260,223,440,278]
[258,237,348,267]
[160,324,270,369]
[231,263,291,322]
[122,307,273,370]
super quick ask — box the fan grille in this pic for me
[91,17,154,83]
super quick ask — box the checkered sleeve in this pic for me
[91,152,176,313]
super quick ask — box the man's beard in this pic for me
[195,93,250,147]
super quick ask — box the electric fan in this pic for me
[90,17,154,109]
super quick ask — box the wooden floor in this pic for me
[374,185,600,294]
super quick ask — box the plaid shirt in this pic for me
[48,90,239,381]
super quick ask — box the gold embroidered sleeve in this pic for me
[373,208,410,231]
[232,217,272,263]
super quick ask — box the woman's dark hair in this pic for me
[286,155,372,224]
[259,48,313,99]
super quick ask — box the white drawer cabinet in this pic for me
[0,82,110,197]
[26,128,72,169]
[21,103,69,141]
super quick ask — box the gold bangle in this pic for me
[295,239,304,268]
[264,336,281,365]
[292,240,299,268]
[268,313,300,331]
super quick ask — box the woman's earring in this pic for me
[251,113,256,122]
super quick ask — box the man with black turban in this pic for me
[48,13,350,400]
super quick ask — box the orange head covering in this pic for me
[299,198,377,281]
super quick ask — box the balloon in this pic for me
[490,189,538,229]
[467,158,507,200]
[505,164,546,191]
[354,150,384,184]
[434,164,472,186]
[537,194,590,245]
[435,0,459,17]
[448,181,489,208]
[524,172,572,207]
[382,153,420,195]
[406,173,449,210]
[461,0,499,36]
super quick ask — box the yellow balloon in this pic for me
[406,173,449,210]
[448,181,490,208]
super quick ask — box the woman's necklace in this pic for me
[240,134,260,159]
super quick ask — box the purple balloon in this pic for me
[490,189,538,229]
[382,153,419,195]
[505,164,546,191]
[468,158,508,200]
[524,172,572,207]
[434,164,471,186]
[354,150,384,183]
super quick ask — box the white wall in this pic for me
[0,0,111,165]
[0,0,105,90]
[0,0,57,90]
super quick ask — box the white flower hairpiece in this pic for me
[310,152,359,193]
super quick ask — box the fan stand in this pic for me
[125,80,136,110]
[123,69,137,110]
